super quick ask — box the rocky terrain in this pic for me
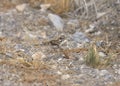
[0,0,120,86]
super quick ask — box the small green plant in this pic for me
[85,44,113,68]
[85,45,100,68]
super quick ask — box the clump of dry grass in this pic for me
[0,58,59,85]
[30,0,74,14]
[44,0,74,14]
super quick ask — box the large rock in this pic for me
[48,13,64,31]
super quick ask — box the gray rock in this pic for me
[99,70,109,76]
[72,32,90,43]
[99,70,114,82]
[48,13,64,31]
[14,44,23,51]
[67,19,79,29]
[96,41,105,47]
[5,52,13,58]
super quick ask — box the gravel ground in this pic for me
[0,0,120,86]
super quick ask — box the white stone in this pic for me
[118,69,120,75]
[28,33,37,38]
[57,71,62,75]
[85,24,95,33]
[94,31,101,35]
[16,4,27,12]
[97,12,107,18]
[61,74,70,80]
[98,52,107,57]
[48,13,64,31]
[85,28,94,33]
[0,32,2,36]
[32,51,46,60]
[40,4,51,12]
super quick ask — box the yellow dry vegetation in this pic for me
[0,59,59,85]
[30,0,74,14]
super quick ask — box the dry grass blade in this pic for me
[61,48,88,59]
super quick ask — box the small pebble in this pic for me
[98,52,107,57]
[40,4,51,12]
[61,74,70,80]
[16,4,27,12]
[99,70,109,76]
[32,51,46,60]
